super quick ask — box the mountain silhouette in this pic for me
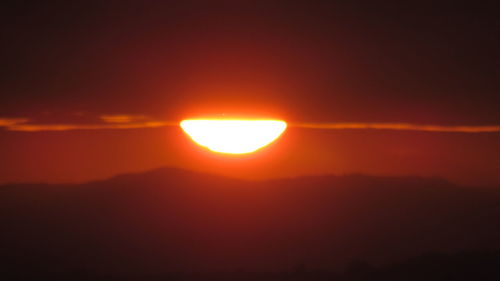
[1,167,500,276]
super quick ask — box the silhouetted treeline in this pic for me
[1,168,500,279]
[2,250,499,281]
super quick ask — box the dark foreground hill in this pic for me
[1,167,500,277]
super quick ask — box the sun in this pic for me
[180,119,287,154]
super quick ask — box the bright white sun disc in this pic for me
[180,119,287,154]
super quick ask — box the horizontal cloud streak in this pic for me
[1,116,499,133]
[100,114,149,124]
[7,122,174,132]
[0,115,177,131]
[291,122,500,133]
[0,118,30,127]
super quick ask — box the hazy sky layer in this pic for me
[1,1,499,185]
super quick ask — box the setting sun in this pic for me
[180,119,287,154]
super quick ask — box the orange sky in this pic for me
[1,124,499,186]
[1,2,499,186]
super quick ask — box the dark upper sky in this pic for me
[2,1,498,124]
[1,1,499,185]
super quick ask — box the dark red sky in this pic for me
[1,1,499,185]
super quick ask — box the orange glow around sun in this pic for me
[180,119,287,154]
